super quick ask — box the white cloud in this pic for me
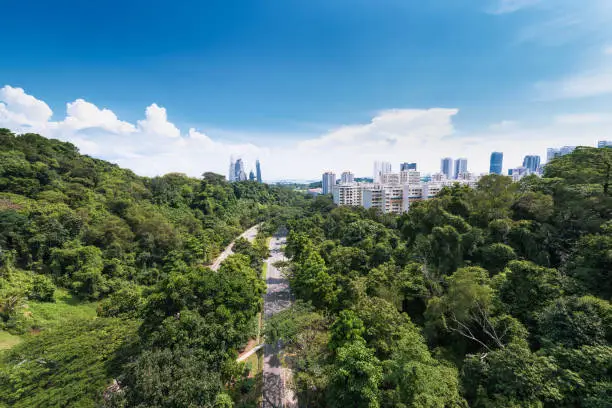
[137,104,180,138]
[62,99,136,134]
[0,85,53,129]
[491,0,541,14]
[298,108,458,150]
[0,85,605,180]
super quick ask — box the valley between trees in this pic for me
[1,128,611,407]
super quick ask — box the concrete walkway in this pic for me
[262,232,297,408]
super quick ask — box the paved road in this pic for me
[263,233,297,408]
[210,224,259,271]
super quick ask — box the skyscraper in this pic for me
[373,161,392,182]
[522,155,541,173]
[322,172,336,195]
[249,170,255,181]
[341,171,355,184]
[400,162,417,171]
[453,158,468,179]
[255,159,262,183]
[489,152,503,175]
[228,157,236,182]
[441,157,453,180]
[235,159,247,181]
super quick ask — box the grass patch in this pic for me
[25,289,98,330]
[245,348,264,377]
[0,331,21,351]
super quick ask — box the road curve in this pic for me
[262,232,297,408]
[210,224,259,271]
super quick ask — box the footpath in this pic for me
[262,232,297,408]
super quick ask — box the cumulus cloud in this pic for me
[0,85,53,129]
[137,104,180,138]
[62,99,136,134]
[0,85,605,180]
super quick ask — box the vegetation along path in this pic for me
[210,224,260,271]
[263,231,297,408]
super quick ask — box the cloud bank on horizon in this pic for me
[0,85,607,181]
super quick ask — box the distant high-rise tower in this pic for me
[341,171,355,184]
[489,152,503,175]
[322,172,336,195]
[400,162,417,171]
[249,170,255,181]
[522,155,541,173]
[228,157,236,182]
[373,161,392,182]
[441,157,453,179]
[255,159,262,183]
[235,159,247,181]
[454,158,468,179]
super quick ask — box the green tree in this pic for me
[327,338,383,408]
[461,343,564,408]
[537,296,612,348]
[329,309,366,351]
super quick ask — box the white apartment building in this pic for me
[400,170,421,184]
[381,172,401,184]
[340,171,355,184]
[332,171,479,215]
[332,183,363,206]
[382,185,404,214]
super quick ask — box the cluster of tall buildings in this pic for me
[322,141,611,214]
[440,157,468,179]
[324,162,479,215]
[228,157,262,183]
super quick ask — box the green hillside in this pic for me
[0,129,305,407]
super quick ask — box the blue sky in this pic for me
[1,0,612,179]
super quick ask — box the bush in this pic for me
[28,274,55,302]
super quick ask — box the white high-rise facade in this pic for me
[332,169,478,215]
[454,158,468,179]
[322,172,336,195]
[441,157,453,180]
[340,171,355,184]
[373,161,392,182]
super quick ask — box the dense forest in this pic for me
[268,146,612,407]
[1,129,611,407]
[0,129,304,407]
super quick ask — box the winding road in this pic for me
[262,232,297,408]
[210,224,259,271]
